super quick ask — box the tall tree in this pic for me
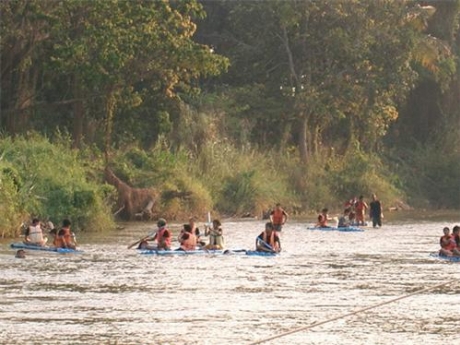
[198,0,441,162]
[1,0,228,152]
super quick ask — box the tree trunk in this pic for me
[298,116,309,164]
[104,89,117,165]
[72,75,84,149]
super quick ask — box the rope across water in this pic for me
[248,279,458,345]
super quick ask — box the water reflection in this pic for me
[1,216,459,345]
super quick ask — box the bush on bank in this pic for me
[3,130,455,238]
[0,134,115,238]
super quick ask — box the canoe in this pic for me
[306,226,364,232]
[429,253,460,262]
[139,248,278,256]
[10,242,82,254]
[139,249,224,255]
[244,250,278,256]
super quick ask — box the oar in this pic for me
[127,232,155,249]
[223,249,247,254]
[206,211,212,228]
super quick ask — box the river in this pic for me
[1,212,459,345]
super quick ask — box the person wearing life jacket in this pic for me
[177,224,197,251]
[256,222,281,253]
[139,218,172,250]
[269,203,289,232]
[354,195,368,226]
[316,208,331,228]
[188,216,206,247]
[439,227,456,257]
[53,219,76,249]
[24,218,47,246]
[204,219,225,250]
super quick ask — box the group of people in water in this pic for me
[137,216,227,252]
[21,218,77,249]
[18,201,454,258]
[439,225,460,257]
[316,194,383,228]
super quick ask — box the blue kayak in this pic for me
[306,226,364,232]
[10,242,82,254]
[139,248,278,256]
[139,249,224,255]
[244,250,278,256]
[429,253,460,262]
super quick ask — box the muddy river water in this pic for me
[1,212,459,345]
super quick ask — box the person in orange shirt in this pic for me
[177,224,197,251]
[354,195,368,226]
[269,203,288,232]
[138,218,172,250]
[53,219,76,249]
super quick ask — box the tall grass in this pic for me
[0,133,115,237]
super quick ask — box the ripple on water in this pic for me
[0,218,459,345]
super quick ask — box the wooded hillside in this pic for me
[1,0,459,235]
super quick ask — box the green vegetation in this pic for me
[0,135,115,237]
[1,0,459,237]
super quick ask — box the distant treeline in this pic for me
[1,1,459,237]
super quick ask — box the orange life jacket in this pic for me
[53,227,72,248]
[440,235,456,251]
[157,227,171,249]
[181,233,197,251]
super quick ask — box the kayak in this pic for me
[244,250,278,256]
[139,249,224,255]
[350,222,368,227]
[10,242,83,254]
[139,248,278,256]
[429,253,460,262]
[306,226,364,232]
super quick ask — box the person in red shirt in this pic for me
[53,219,76,249]
[138,218,172,250]
[269,203,288,232]
[354,195,368,226]
[439,227,457,257]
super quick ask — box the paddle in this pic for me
[223,249,247,254]
[127,231,155,249]
[72,232,78,248]
[206,211,212,228]
[257,238,276,253]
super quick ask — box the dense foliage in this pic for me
[1,0,459,236]
[0,134,115,237]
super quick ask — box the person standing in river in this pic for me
[354,195,368,226]
[369,194,383,228]
[270,203,288,232]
